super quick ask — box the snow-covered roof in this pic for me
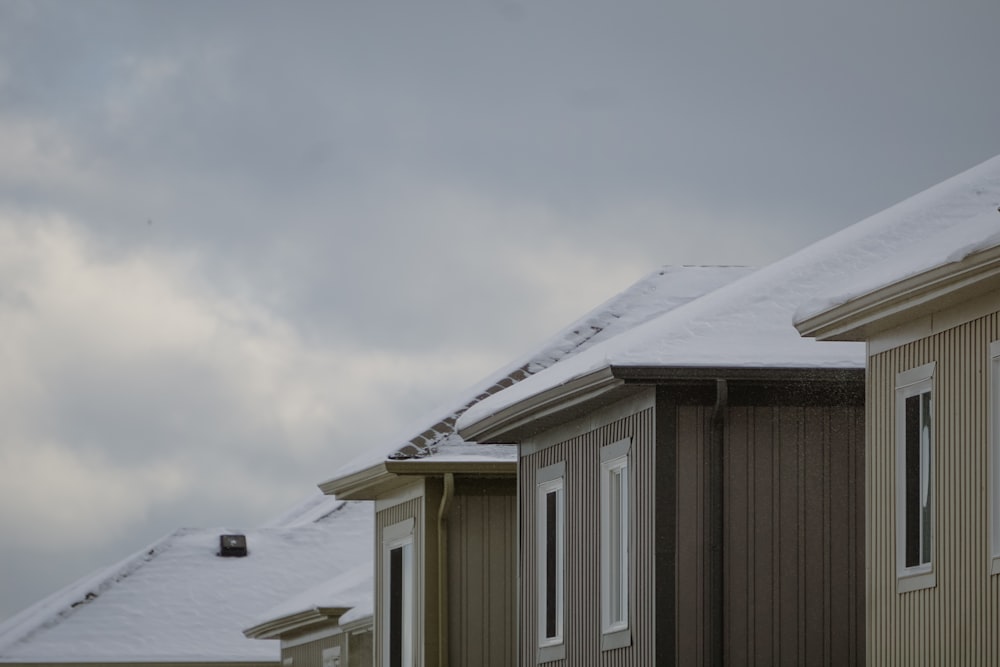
[0,494,372,664]
[796,208,1000,325]
[246,562,373,637]
[458,155,1000,432]
[332,265,752,478]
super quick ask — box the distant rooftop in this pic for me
[0,493,372,664]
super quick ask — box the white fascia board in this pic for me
[243,607,350,640]
[796,244,1000,342]
[457,366,622,443]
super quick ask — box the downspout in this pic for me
[706,378,727,667]
[437,472,455,667]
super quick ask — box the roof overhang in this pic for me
[459,364,865,443]
[318,462,400,500]
[319,456,517,500]
[384,459,516,475]
[243,606,352,640]
[458,366,636,444]
[796,243,1000,342]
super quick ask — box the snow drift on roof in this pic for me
[458,154,1000,430]
[333,265,752,477]
[796,208,1000,323]
[0,499,373,663]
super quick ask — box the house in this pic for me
[0,493,372,667]
[454,193,994,664]
[318,265,752,667]
[244,563,374,667]
[795,155,1000,665]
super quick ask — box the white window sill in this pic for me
[601,627,631,651]
[991,557,1000,576]
[537,642,565,663]
[897,568,935,593]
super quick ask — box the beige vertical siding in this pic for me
[519,405,656,667]
[447,488,517,666]
[676,403,864,666]
[347,627,373,667]
[282,632,342,666]
[375,496,423,667]
[867,311,1000,665]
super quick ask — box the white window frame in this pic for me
[600,438,631,650]
[990,341,1000,575]
[381,518,415,667]
[536,461,565,663]
[895,362,936,593]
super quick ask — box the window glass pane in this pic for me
[609,468,622,622]
[389,546,403,667]
[920,391,932,565]
[904,391,932,568]
[545,489,558,639]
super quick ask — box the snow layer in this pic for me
[459,155,1000,431]
[0,494,373,663]
[250,562,373,630]
[334,265,753,477]
[796,209,1000,322]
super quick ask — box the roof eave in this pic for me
[457,366,634,444]
[796,244,1000,342]
[318,462,400,500]
[243,607,351,640]
[384,459,517,475]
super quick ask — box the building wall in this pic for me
[674,402,865,666]
[519,392,657,667]
[375,491,436,667]
[867,309,1000,665]
[346,626,373,667]
[446,480,516,667]
[281,631,342,666]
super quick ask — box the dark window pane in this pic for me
[905,394,921,567]
[389,546,402,667]
[545,490,557,639]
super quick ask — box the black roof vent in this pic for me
[219,534,248,557]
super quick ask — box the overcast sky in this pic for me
[2,0,999,622]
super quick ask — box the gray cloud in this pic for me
[1,0,999,621]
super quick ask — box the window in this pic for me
[991,342,1000,575]
[536,461,565,663]
[896,362,935,592]
[600,439,631,649]
[382,519,414,667]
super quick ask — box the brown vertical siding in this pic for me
[447,489,517,667]
[868,311,1000,665]
[676,402,864,666]
[375,496,423,667]
[519,405,656,666]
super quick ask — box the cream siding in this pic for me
[375,495,430,667]
[867,310,1000,665]
[519,403,656,667]
[281,632,342,666]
